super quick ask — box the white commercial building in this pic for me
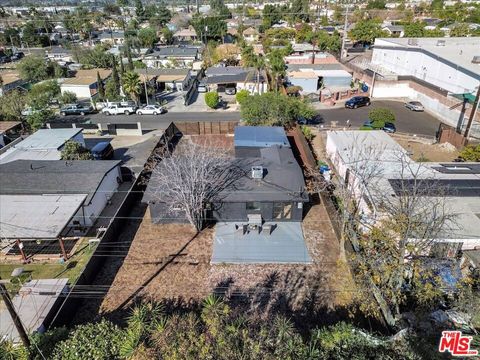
[372,37,479,95]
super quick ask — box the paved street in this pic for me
[317,100,442,137]
[59,100,442,136]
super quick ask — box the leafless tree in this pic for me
[149,138,238,231]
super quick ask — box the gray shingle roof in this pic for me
[220,146,308,202]
[149,47,198,58]
[0,160,121,203]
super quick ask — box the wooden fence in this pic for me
[175,121,238,135]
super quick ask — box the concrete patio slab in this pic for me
[212,222,312,264]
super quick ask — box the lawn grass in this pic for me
[0,238,96,294]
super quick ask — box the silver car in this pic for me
[405,101,424,111]
[136,105,166,115]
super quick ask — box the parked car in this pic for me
[91,142,114,160]
[0,56,11,64]
[136,104,166,115]
[21,107,39,117]
[225,86,237,95]
[197,83,208,93]
[297,114,323,125]
[405,101,424,112]
[60,104,94,116]
[363,120,396,133]
[11,52,24,61]
[101,103,137,115]
[345,96,371,109]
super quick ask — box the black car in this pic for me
[91,142,114,160]
[11,52,25,61]
[345,96,371,109]
[0,56,11,64]
[60,104,94,116]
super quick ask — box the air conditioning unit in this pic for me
[472,56,480,64]
[251,166,264,179]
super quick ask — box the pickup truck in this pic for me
[60,104,95,116]
[102,104,137,115]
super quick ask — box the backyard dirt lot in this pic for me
[99,200,354,320]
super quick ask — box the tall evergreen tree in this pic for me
[97,71,105,100]
[111,55,121,94]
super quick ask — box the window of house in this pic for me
[273,202,292,219]
[246,201,261,211]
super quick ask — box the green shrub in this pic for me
[205,91,219,109]
[459,144,480,162]
[51,319,125,360]
[368,107,395,129]
[235,89,249,104]
[301,125,315,141]
[359,125,373,130]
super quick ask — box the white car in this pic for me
[136,105,166,115]
[102,104,137,115]
[405,101,425,112]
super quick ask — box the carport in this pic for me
[0,194,87,261]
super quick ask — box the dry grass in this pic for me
[394,136,459,162]
[100,210,214,313]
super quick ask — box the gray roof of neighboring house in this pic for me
[0,159,121,203]
[0,194,87,239]
[234,126,290,148]
[0,279,69,342]
[11,129,82,150]
[0,129,83,164]
[148,47,198,58]
[382,25,404,32]
[98,31,125,40]
[205,66,249,76]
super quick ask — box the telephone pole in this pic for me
[464,85,480,140]
[0,283,30,348]
[340,4,349,60]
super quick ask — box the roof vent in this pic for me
[407,38,418,46]
[251,166,264,179]
[472,56,480,64]
[436,39,446,46]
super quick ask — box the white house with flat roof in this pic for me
[0,128,84,164]
[326,130,480,248]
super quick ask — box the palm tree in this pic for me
[122,71,142,105]
[241,45,265,94]
[267,49,286,92]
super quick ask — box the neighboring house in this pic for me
[46,46,73,63]
[381,25,405,37]
[286,63,353,95]
[0,159,122,227]
[97,30,125,45]
[204,66,267,94]
[242,27,259,43]
[0,121,22,147]
[325,130,480,250]
[0,279,69,343]
[285,50,339,65]
[135,68,194,92]
[173,26,198,43]
[0,70,27,96]
[0,128,85,163]
[60,68,112,99]
[143,46,199,68]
